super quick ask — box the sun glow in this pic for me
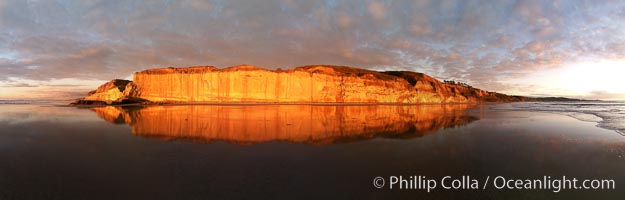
[515,59,625,100]
[557,59,625,94]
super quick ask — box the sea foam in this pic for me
[495,102,625,135]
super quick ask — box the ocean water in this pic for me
[496,102,625,135]
[0,100,68,105]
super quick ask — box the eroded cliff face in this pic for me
[82,79,130,103]
[78,65,527,104]
[91,104,479,144]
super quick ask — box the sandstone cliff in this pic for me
[75,65,529,104]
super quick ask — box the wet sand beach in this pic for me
[1,103,624,199]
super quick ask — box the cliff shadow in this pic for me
[90,104,480,145]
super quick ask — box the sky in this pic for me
[1,0,625,100]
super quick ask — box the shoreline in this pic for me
[60,101,507,108]
[488,102,625,136]
[13,101,625,135]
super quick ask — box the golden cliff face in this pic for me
[131,65,419,103]
[82,79,131,103]
[78,65,527,104]
[91,104,479,145]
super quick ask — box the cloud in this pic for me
[368,1,386,21]
[179,0,213,10]
[1,0,625,99]
[578,91,625,101]
[4,82,38,87]
[44,84,86,87]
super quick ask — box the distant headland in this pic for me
[73,65,539,105]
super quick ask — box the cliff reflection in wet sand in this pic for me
[91,104,479,144]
